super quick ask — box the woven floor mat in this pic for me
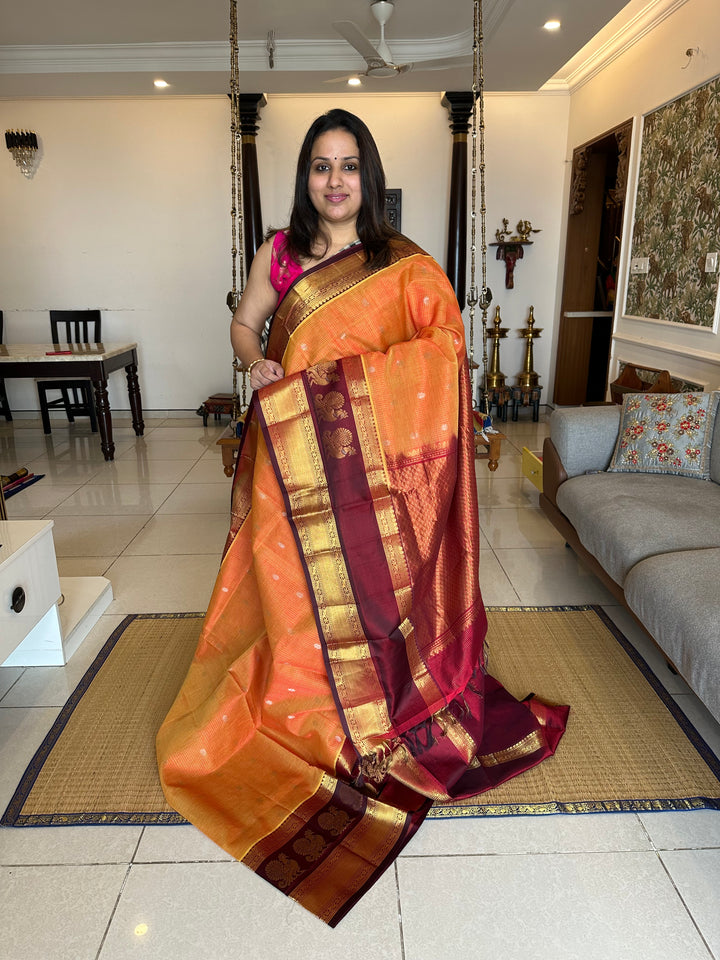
[3,606,718,825]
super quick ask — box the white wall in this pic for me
[0,90,569,413]
[562,0,720,393]
[481,92,570,401]
[0,97,230,412]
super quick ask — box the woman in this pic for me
[157,109,567,926]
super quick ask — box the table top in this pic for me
[0,343,137,362]
[0,519,54,569]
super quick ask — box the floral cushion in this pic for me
[608,392,719,479]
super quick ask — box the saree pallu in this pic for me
[157,237,568,926]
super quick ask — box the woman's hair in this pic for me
[283,108,398,271]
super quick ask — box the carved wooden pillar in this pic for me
[442,91,474,307]
[238,93,267,272]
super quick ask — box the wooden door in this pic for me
[553,122,632,405]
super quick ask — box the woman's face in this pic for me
[307,129,362,231]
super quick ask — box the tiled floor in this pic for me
[1,411,719,960]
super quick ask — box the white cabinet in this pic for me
[0,520,62,665]
[0,520,112,667]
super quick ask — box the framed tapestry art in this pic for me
[624,74,720,331]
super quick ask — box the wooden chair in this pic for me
[37,310,101,434]
[0,311,12,422]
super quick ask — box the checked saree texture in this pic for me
[157,238,568,925]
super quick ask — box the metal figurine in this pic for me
[492,219,541,289]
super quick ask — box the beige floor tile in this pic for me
[478,550,521,605]
[104,555,220,612]
[115,439,215,461]
[0,666,24,701]
[1,615,124,708]
[99,861,402,959]
[660,850,720,957]
[478,505,564,549]
[639,810,720,850]
[112,417,166,428]
[495,545,617,604]
[41,436,138,462]
[0,864,127,960]
[50,514,151,557]
[52,483,176,516]
[0,825,142,865]
[147,424,226,440]
[1,482,81,518]
[159,416,228,428]
[404,811,651,856]
[13,457,104,484]
[123,514,230,555]
[87,459,195,485]
[135,826,233,863]
[476,474,539,508]
[0,707,61,812]
[397,852,712,960]
[475,450,524,479]
[180,459,234,484]
[56,556,116,577]
[156,483,232,515]
[199,447,225,462]
[0,438,58,463]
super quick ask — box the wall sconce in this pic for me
[5,129,39,179]
[490,218,541,289]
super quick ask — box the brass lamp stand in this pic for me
[512,305,543,422]
[486,306,512,421]
[486,306,508,391]
[516,305,541,390]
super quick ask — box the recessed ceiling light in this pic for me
[154,79,170,88]
[348,77,362,87]
[543,19,561,31]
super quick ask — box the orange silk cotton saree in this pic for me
[157,237,568,926]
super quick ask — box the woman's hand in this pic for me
[249,359,285,391]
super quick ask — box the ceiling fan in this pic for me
[329,0,471,82]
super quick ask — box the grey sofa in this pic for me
[540,404,720,725]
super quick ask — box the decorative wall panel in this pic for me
[625,74,720,329]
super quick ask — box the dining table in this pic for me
[0,342,144,460]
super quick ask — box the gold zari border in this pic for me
[474,729,545,768]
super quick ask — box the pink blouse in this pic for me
[269,230,304,303]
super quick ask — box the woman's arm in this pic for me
[230,238,285,390]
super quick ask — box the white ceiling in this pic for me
[0,0,638,98]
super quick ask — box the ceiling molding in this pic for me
[483,0,517,38]
[0,29,473,76]
[548,0,690,94]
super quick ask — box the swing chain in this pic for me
[229,0,247,417]
[468,0,492,413]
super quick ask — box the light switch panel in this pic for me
[705,252,718,273]
[630,257,650,275]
